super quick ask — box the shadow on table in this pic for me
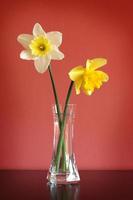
[48,183,80,200]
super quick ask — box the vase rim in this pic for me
[52,104,76,114]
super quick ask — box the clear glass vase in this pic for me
[47,104,80,184]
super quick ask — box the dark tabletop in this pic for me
[0,170,133,200]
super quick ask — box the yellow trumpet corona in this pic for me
[29,36,52,57]
[69,58,109,95]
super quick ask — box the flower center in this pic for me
[39,45,45,51]
[29,36,52,57]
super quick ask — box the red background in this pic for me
[0,0,133,170]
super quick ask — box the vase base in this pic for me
[47,171,80,185]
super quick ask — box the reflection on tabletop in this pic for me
[48,183,80,200]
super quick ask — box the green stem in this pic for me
[48,65,66,172]
[55,81,74,172]
[61,140,66,172]
[48,65,62,129]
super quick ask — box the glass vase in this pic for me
[47,104,80,184]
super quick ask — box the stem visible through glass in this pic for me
[55,81,74,172]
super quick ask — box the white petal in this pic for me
[50,47,64,60]
[34,56,51,73]
[47,31,62,47]
[20,50,34,60]
[17,34,34,49]
[33,23,46,37]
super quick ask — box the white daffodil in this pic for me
[17,23,64,73]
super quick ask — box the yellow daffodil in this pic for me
[69,58,109,95]
[17,23,64,73]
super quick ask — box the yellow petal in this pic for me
[68,66,85,81]
[86,58,107,70]
[74,78,83,95]
[81,70,109,95]
[95,71,109,82]
[82,79,94,95]
[84,90,94,96]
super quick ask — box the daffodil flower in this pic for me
[17,23,64,73]
[69,58,109,95]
